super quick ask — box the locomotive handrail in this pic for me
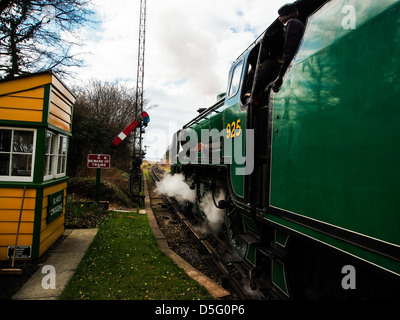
[183,98,225,129]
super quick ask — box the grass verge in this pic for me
[60,211,213,300]
[65,201,109,229]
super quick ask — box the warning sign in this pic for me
[87,154,111,169]
[7,246,32,259]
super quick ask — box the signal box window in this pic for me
[44,130,68,181]
[228,60,244,98]
[57,135,68,176]
[44,131,55,180]
[0,128,35,181]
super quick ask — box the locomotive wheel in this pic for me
[224,197,248,259]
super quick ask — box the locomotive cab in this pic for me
[241,0,331,109]
[236,0,331,208]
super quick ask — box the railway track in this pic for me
[148,164,263,300]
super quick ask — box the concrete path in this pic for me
[12,229,98,300]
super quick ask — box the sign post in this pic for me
[95,168,101,204]
[87,154,111,205]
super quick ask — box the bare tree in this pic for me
[74,80,157,137]
[68,80,157,175]
[0,0,95,79]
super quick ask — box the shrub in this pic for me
[67,177,131,207]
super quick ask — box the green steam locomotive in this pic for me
[171,0,400,299]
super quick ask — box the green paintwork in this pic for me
[270,0,400,250]
[0,120,72,136]
[272,258,289,296]
[208,106,224,133]
[175,0,400,284]
[33,128,46,184]
[275,229,289,248]
[47,123,72,137]
[184,99,224,164]
[42,84,51,123]
[223,58,248,198]
[245,243,257,265]
[267,213,400,275]
[0,176,68,189]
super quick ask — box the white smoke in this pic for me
[155,173,196,203]
[155,173,226,233]
[199,189,225,233]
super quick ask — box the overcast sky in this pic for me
[70,0,291,160]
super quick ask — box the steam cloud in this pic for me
[198,189,225,233]
[155,173,196,203]
[155,173,225,232]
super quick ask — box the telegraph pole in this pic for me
[130,0,147,203]
[134,0,147,156]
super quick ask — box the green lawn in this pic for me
[60,211,213,300]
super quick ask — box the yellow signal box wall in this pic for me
[0,71,75,260]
